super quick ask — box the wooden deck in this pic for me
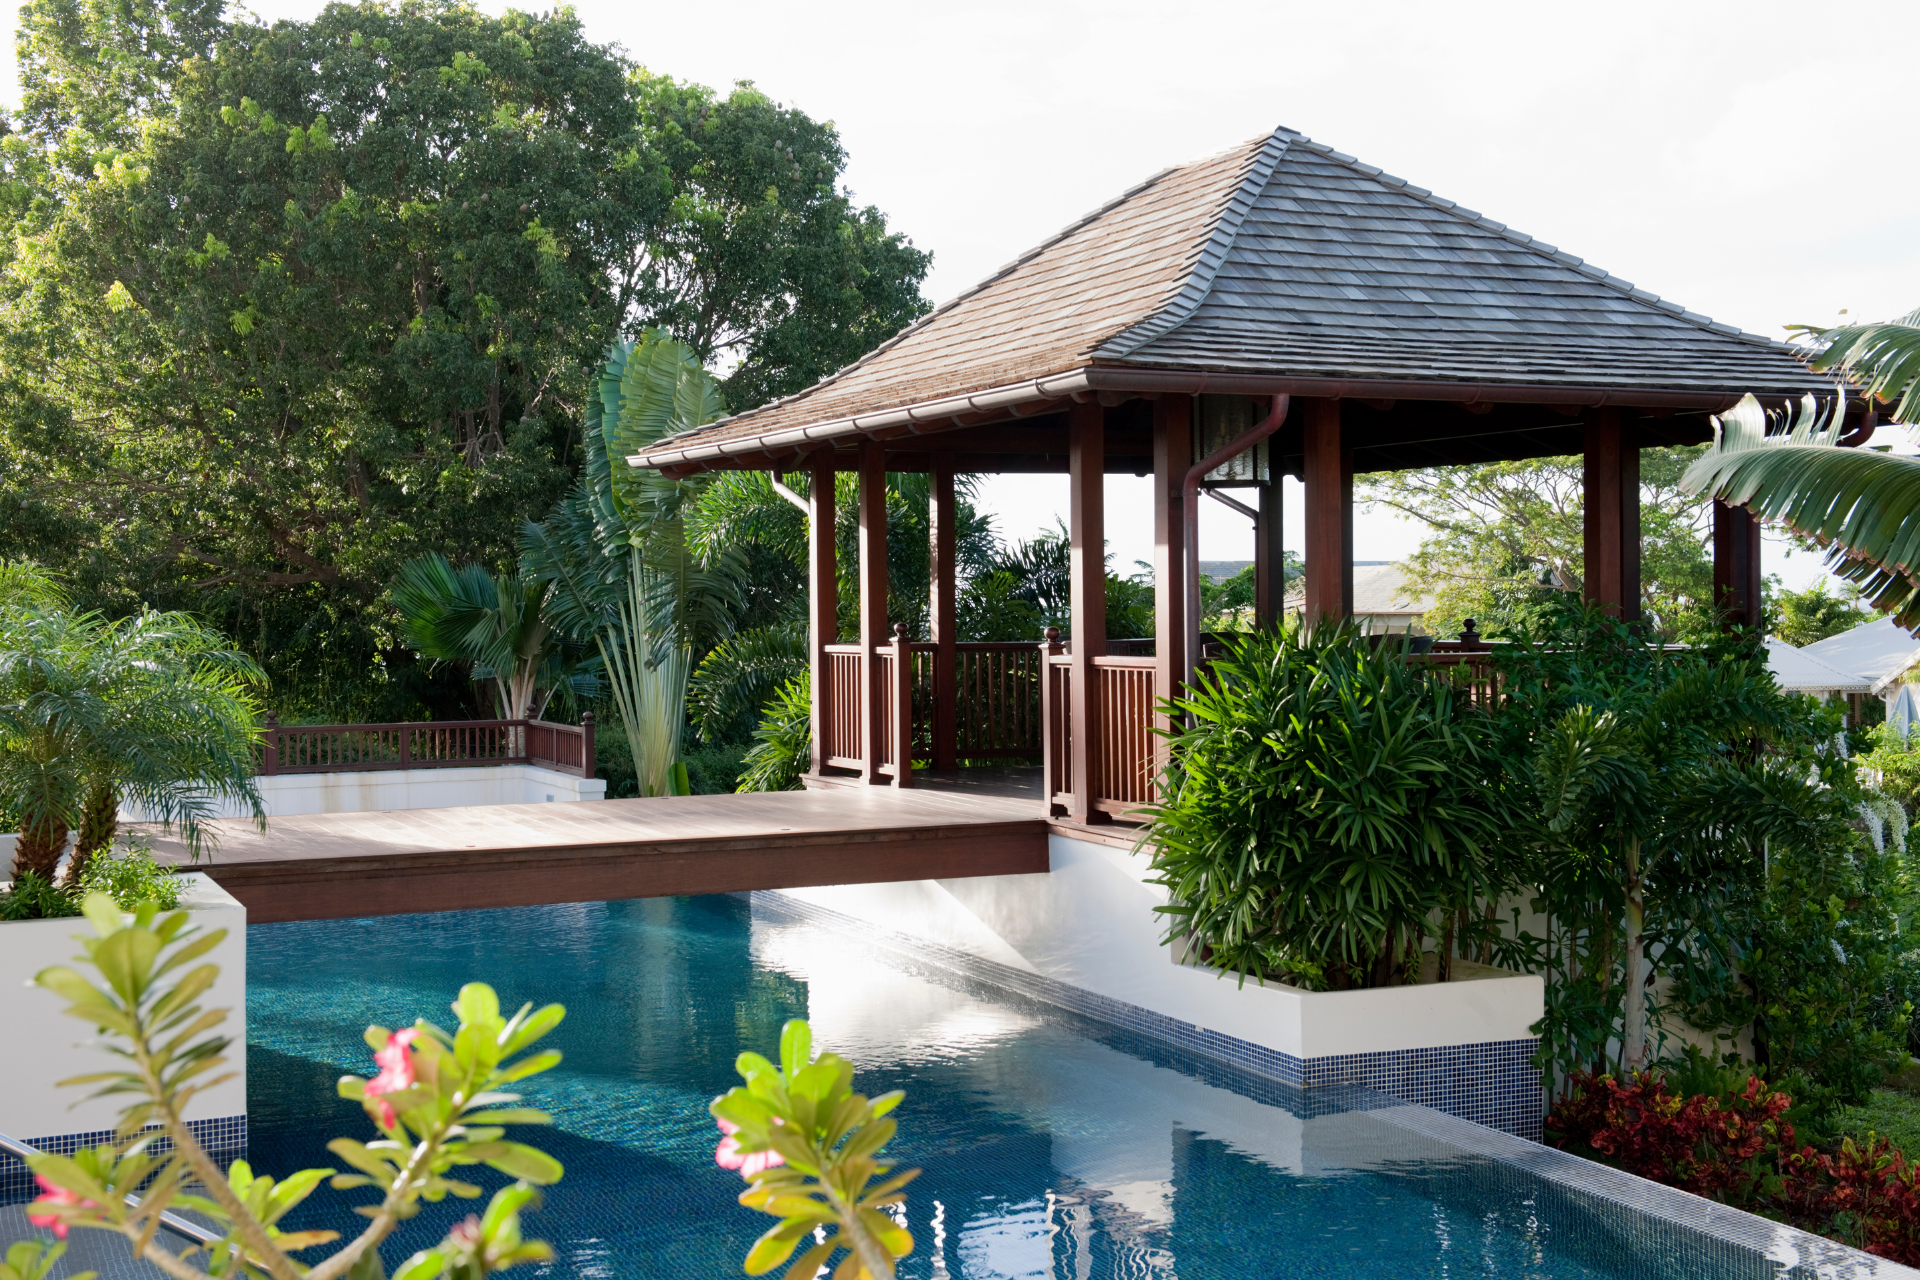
[150,787,1051,924]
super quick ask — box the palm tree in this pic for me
[0,566,266,880]
[1681,309,1920,625]
[389,554,594,721]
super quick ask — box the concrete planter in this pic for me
[771,831,1546,1136]
[0,873,247,1195]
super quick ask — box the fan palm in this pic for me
[390,554,594,721]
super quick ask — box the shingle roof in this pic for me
[640,125,1825,465]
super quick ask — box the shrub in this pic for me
[1145,624,1517,990]
[737,672,810,793]
[72,842,181,912]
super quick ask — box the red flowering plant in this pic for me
[25,892,567,1280]
[1778,1137,1920,1266]
[709,1020,918,1280]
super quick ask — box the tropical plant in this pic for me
[708,1019,917,1280]
[1486,604,1895,1085]
[0,570,265,883]
[1362,449,1717,639]
[690,625,807,746]
[1772,579,1866,647]
[1682,391,1920,626]
[1144,623,1519,990]
[736,673,811,794]
[390,554,595,721]
[26,892,565,1280]
[1795,308,1920,425]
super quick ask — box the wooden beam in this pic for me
[858,438,889,783]
[1712,500,1763,631]
[1153,396,1192,742]
[930,456,959,771]
[808,456,837,777]
[1256,474,1284,629]
[1068,401,1106,824]
[1301,398,1352,622]
[1582,409,1641,620]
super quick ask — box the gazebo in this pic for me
[631,125,1851,826]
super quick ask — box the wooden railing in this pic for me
[260,714,595,778]
[1040,651,1157,816]
[822,646,864,770]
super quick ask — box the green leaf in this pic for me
[481,1143,563,1185]
[493,1049,562,1084]
[742,1218,813,1275]
[779,1020,812,1079]
[453,982,500,1029]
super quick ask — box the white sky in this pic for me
[7,0,1915,595]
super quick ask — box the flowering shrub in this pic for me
[25,892,566,1280]
[1549,1068,1920,1266]
[710,1019,918,1279]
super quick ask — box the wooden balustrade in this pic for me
[1091,658,1157,813]
[261,715,594,778]
[822,646,864,769]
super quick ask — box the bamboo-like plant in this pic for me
[27,893,565,1280]
[1143,623,1519,990]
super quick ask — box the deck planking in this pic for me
[151,788,1051,924]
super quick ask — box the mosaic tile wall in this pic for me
[0,1114,247,1203]
[754,890,1544,1140]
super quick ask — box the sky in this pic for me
[7,0,1914,598]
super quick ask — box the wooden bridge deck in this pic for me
[151,787,1056,924]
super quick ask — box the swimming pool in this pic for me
[243,894,1888,1279]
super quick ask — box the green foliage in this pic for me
[682,741,752,796]
[0,1240,91,1280]
[27,894,566,1280]
[1361,449,1715,640]
[0,563,265,878]
[0,871,81,921]
[709,1019,918,1280]
[1771,579,1868,647]
[737,674,811,794]
[689,625,806,746]
[1199,557,1301,632]
[390,554,596,721]
[1145,623,1518,990]
[73,841,183,912]
[1863,722,1920,813]
[0,0,928,721]
[1683,393,1920,628]
[1794,307,1920,425]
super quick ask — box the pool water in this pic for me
[246,896,1814,1279]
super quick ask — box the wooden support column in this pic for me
[857,438,889,784]
[807,456,837,776]
[1256,473,1284,629]
[1582,409,1641,621]
[1712,500,1763,631]
[930,457,959,771]
[1068,401,1106,824]
[1301,398,1352,623]
[1153,396,1192,738]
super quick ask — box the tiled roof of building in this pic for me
[642,125,1825,464]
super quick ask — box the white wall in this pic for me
[132,763,606,821]
[782,833,1542,1062]
[0,874,246,1142]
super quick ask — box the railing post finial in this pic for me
[1460,618,1482,651]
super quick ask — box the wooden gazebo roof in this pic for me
[635,125,1829,475]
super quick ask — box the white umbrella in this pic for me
[1890,683,1920,741]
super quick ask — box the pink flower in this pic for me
[366,1027,420,1129]
[28,1174,97,1239]
[714,1117,785,1176]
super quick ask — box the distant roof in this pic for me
[1764,638,1874,694]
[1802,617,1920,693]
[639,125,1826,470]
[1284,563,1434,617]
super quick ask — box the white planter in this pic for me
[0,873,247,1146]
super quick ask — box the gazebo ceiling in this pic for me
[634,125,1831,475]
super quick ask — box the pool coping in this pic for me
[750,888,1920,1280]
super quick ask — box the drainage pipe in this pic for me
[1182,395,1289,686]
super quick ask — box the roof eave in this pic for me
[629,365,1821,471]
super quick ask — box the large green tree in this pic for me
[0,0,929,719]
[1360,448,1717,640]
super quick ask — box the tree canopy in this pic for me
[0,0,929,719]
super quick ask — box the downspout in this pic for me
[1183,395,1290,686]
